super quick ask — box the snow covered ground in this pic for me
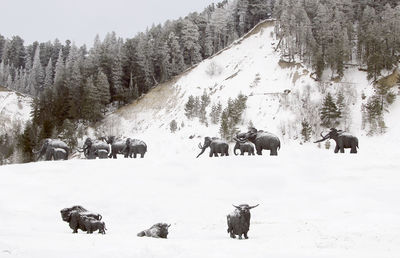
[1,136,400,258]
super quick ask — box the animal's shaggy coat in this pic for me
[137,223,170,238]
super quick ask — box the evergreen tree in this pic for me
[96,71,111,114]
[320,93,341,127]
[43,58,53,89]
[168,32,185,76]
[82,76,102,122]
[184,95,195,119]
[29,46,44,95]
[301,119,312,142]
[181,19,202,66]
[170,119,178,133]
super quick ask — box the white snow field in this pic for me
[0,141,400,258]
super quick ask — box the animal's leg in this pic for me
[229,232,236,238]
[209,151,213,157]
[256,146,262,155]
[140,153,144,158]
[350,146,357,153]
[241,150,244,155]
[73,229,78,233]
[270,148,278,156]
[238,234,242,239]
[340,146,345,153]
[214,152,219,157]
[244,232,248,239]
[113,153,117,159]
[134,153,137,158]
[334,145,339,153]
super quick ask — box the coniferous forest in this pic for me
[1,0,400,163]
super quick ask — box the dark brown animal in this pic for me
[137,223,171,238]
[60,205,102,233]
[227,204,259,239]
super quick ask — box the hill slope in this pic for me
[101,20,392,157]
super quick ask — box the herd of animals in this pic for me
[33,127,359,161]
[60,204,259,239]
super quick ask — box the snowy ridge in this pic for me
[0,86,32,135]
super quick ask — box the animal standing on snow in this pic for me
[103,136,128,159]
[197,137,229,158]
[60,205,103,233]
[227,204,259,239]
[78,138,109,159]
[124,138,147,158]
[32,138,69,161]
[314,128,359,153]
[233,138,255,156]
[81,216,107,234]
[236,128,280,156]
[137,223,171,238]
[45,147,68,160]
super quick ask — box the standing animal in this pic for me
[233,139,255,156]
[46,147,67,160]
[227,204,259,239]
[197,137,229,158]
[137,223,171,238]
[236,128,280,156]
[103,136,128,159]
[314,128,359,153]
[81,216,107,234]
[60,205,103,233]
[95,149,109,159]
[33,139,69,161]
[79,138,109,159]
[124,138,147,158]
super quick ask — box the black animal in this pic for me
[137,223,171,238]
[33,139,69,161]
[314,128,359,153]
[124,138,147,158]
[95,149,109,159]
[227,204,259,239]
[236,128,280,156]
[197,137,229,158]
[103,136,127,159]
[60,206,103,233]
[233,139,255,156]
[81,216,107,234]
[79,138,110,159]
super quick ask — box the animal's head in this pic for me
[155,223,171,238]
[314,128,343,143]
[196,137,213,158]
[60,205,87,222]
[83,138,93,148]
[232,204,259,216]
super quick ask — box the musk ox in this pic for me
[227,204,259,239]
[60,205,103,233]
[81,216,107,234]
[137,223,171,238]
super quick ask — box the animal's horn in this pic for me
[198,143,203,149]
[167,224,171,228]
[232,204,241,209]
[249,204,259,209]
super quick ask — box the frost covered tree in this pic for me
[181,19,202,66]
[320,93,341,128]
[43,58,53,90]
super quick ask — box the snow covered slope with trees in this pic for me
[101,20,397,157]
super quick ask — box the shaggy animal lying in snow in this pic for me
[137,223,171,238]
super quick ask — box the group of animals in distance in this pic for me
[60,204,259,240]
[33,127,359,161]
[33,136,147,161]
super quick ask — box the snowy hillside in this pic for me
[101,20,390,157]
[0,86,32,135]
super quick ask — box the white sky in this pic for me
[0,0,219,46]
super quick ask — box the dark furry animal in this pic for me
[314,128,359,153]
[137,223,171,238]
[227,204,259,239]
[60,206,102,233]
[81,216,107,234]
